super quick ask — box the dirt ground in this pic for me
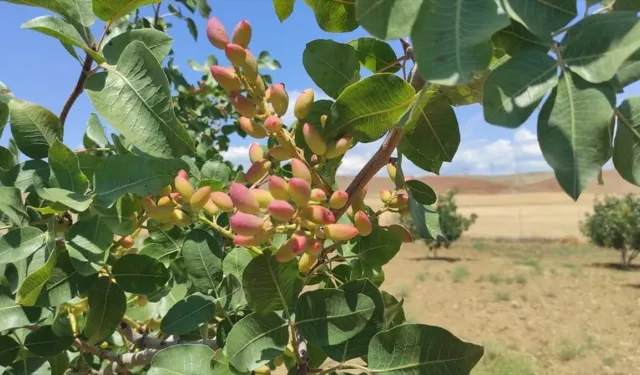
[380,240,640,375]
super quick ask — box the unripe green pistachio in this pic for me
[268,83,288,117]
[302,123,326,155]
[242,49,258,83]
[267,200,295,222]
[190,186,212,212]
[231,20,252,48]
[264,115,283,132]
[230,212,264,236]
[380,189,392,203]
[225,43,247,67]
[231,93,257,118]
[154,185,172,197]
[239,117,267,139]
[387,162,397,182]
[203,199,220,216]
[254,75,266,96]
[320,115,327,128]
[291,158,312,184]
[249,143,264,163]
[174,176,194,200]
[294,89,314,120]
[246,160,271,184]
[389,193,408,209]
[268,145,292,161]
[289,177,311,207]
[209,66,242,93]
[235,230,271,247]
[229,182,260,214]
[274,241,297,263]
[171,209,191,227]
[268,176,289,201]
[206,16,229,49]
[298,252,317,273]
[323,224,359,242]
[325,136,353,159]
[211,191,234,212]
[300,205,336,225]
[305,238,322,256]
[354,211,372,237]
[141,197,156,212]
[310,188,326,203]
[329,190,349,209]
[252,189,274,208]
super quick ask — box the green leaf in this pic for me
[223,247,253,282]
[0,146,17,171]
[353,226,402,267]
[4,160,50,193]
[9,99,62,159]
[77,152,102,181]
[0,81,14,138]
[84,277,126,344]
[217,274,246,312]
[0,227,46,264]
[381,290,405,329]
[0,295,30,331]
[36,188,94,212]
[85,113,109,146]
[24,325,74,357]
[499,0,576,39]
[483,51,558,128]
[0,335,20,366]
[398,97,459,174]
[139,243,178,266]
[368,324,484,375]
[242,253,302,314]
[492,20,552,56]
[200,161,231,190]
[562,12,640,84]
[182,229,223,291]
[321,280,384,361]
[613,52,640,90]
[0,187,30,226]
[408,198,446,242]
[354,0,423,40]
[325,73,415,142]
[348,37,400,73]
[93,0,160,21]
[48,139,89,194]
[303,0,358,32]
[614,0,640,10]
[94,194,140,236]
[113,254,170,295]
[613,97,640,186]
[93,155,188,205]
[295,288,374,347]
[66,215,113,257]
[35,250,87,307]
[272,0,295,22]
[186,17,198,41]
[161,293,216,335]
[21,16,105,63]
[225,312,289,372]
[2,357,51,375]
[102,29,173,64]
[405,180,436,205]
[0,0,95,27]
[537,70,615,200]
[16,248,57,306]
[411,0,510,85]
[302,39,360,99]
[148,344,215,375]
[85,41,194,158]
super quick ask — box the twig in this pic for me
[60,54,94,136]
[153,3,162,27]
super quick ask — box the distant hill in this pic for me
[336,169,640,197]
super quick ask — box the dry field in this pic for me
[381,240,640,375]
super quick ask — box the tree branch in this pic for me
[60,53,94,136]
[331,64,425,220]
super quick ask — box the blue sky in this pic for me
[0,0,636,177]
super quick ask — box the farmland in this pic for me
[339,169,640,374]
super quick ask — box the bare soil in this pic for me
[380,240,640,375]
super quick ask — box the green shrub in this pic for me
[580,194,640,267]
[402,190,477,253]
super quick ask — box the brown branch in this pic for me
[59,54,94,136]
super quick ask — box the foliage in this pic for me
[402,190,478,251]
[0,0,639,374]
[580,194,640,267]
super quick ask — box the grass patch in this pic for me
[452,265,468,283]
[415,272,427,282]
[515,258,543,274]
[556,339,585,362]
[487,273,502,285]
[472,242,485,251]
[494,290,511,302]
[515,274,528,286]
[602,355,616,366]
[475,343,537,375]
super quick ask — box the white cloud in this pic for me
[221,145,250,166]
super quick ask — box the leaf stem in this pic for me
[198,215,234,240]
[59,54,94,137]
